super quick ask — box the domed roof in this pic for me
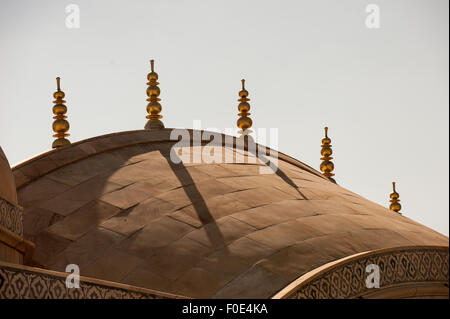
[12,129,448,298]
[0,146,18,205]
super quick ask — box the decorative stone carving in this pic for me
[0,198,23,237]
[0,262,176,299]
[284,247,449,299]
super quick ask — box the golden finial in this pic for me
[144,59,164,130]
[320,127,335,183]
[52,77,71,148]
[237,79,252,133]
[389,182,402,213]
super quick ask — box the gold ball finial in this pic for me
[145,59,164,130]
[389,181,402,213]
[52,77,70,149]
[320,126,335,183]
[237,79,252,132]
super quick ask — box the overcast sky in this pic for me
[0,0,448,235]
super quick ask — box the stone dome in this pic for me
[12,129,449,298]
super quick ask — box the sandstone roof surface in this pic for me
[13,129,449,298]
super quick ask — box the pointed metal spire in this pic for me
[389,182,402,213]
[320,127,335,183]
[237,79,252,133]
[145,59,164,130]
[52,77,71,148]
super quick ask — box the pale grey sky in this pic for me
[0,0,448,235]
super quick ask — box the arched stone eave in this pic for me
[272,245,449,299]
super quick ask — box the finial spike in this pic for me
[145,59,164,130]
[236,79,252,134]
[389,181,401,213]
[320,127,335,183]
[51,77,70,148]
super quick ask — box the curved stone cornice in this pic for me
[273,246,449,299]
